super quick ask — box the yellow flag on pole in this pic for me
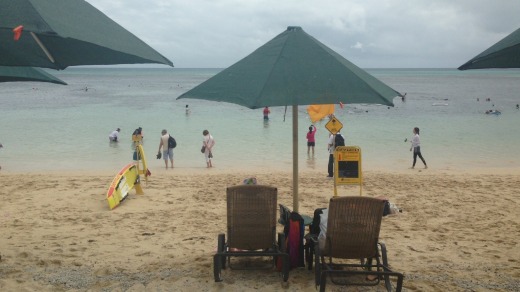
[307,104,335,122]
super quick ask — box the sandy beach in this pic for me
[1,167,519,291]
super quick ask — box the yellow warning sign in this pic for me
[325,117,343,134]
[334,146,362,196]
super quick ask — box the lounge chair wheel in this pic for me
[379,243,393,292]
[276,232,289,282]
[319,271,327,292]
[217,233,226,269]
[273,232,283,266]
[282,261,289,282]
[278,232,286,252]
[214,234,226,282]
[314,251,321,288]
[213,254,223,282]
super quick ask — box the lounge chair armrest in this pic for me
[311,236,322,257]
[304,233,317,241]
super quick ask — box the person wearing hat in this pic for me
[109,128,121,142]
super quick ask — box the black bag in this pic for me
[309,208,327,236]
[168,135,176,149]
[305,207,327,270]
[383,200,391,216]
[334,134,345,148]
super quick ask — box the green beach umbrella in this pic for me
[178,26,400,212]
[458,27,520,70]
[0,0,173,69]
[0,66,66,85]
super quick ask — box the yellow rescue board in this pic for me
[135,144,150,180]
[106,163,141,210]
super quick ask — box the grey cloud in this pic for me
[87,0,520,68]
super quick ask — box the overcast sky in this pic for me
[88,0,520,69]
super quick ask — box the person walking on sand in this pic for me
[158,129,174,169]
[306,125,317,156]
[202,129,215,168]
[410,127,427,169]
[0,143,3,170]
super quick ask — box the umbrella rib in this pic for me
[30,32,56,64]
[255,36,292,108]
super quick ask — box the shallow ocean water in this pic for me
[1,67,519,173]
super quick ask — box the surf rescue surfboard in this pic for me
[106,163,140,210]
[135,144,150,180]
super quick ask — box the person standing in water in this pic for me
[306,125,317,155]
[410,127,427,169]
[158,129,174,169]
[108,128,120,142]
[263,107,270,120]
[202,130,215,168]
[327,133,334,177]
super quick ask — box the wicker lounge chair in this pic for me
[213,185,289,282]
[313,196,404,291]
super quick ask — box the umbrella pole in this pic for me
[292,105,299,212]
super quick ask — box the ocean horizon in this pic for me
[1,67,519,174]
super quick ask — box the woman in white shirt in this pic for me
[202,130,215,168]
[410,127,427,169]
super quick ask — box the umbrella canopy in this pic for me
[178,26,400,211]
[458,27,520,70]
[0,0,173,69]
[0,66,66,84]
[178,26,397,108]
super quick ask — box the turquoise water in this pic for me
[1,68,519,173]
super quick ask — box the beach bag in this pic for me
[201,145,206,153]
[383,200,391,216]
[242,177,257,185]
[168,135,177,149]
[286,212,305,269]
[277,212,305,271]
[334,134,345,148]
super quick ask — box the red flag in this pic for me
[13,25,24,41]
